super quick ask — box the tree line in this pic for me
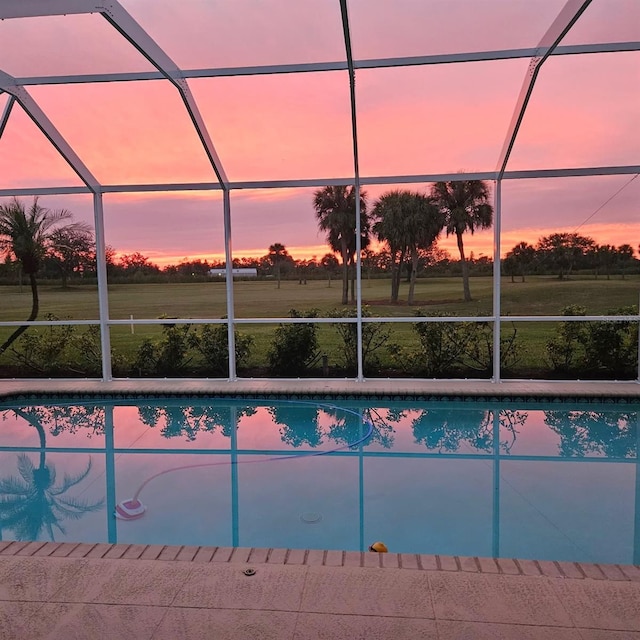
[1,189,638,356]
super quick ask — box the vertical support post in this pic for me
[105,405,117,544]
[636,292,639,383]
[358,408,365,552]
[93,192,113,381]
[355,180,364,382]
[492,409,501,558]
[230,405,239,547]
[339,0,364,381]
[223,190,237,380]
[492,180,502,383]
[634,410,640,564]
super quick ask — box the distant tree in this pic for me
[313,186,369,305]
[616,244,635,279]
[590,244,616,280]
[430,180,493,302]
[118,252,160,276]
[505,241,536,282]
[46,224,95,287]
[0,197,87,356]
[420,245,452,270]
[372,190,444,303]
[536,233,595,279]
[171,258,211,277]
[319,252,339,287]
[266,243,293,289]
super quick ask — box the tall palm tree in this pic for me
[313,186,369,305]
[373,190,444,303]
[267,242,289,289]
[430,180,493,302]
[0,408,103,541]
[0,197,83,355]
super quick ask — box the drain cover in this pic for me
[300,512,322,524]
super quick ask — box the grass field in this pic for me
[1,275,638,377]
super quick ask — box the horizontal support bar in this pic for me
[1,314,637,328]
[13,42,640,86]
[2,165,638,197]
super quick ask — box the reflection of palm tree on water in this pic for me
[0,409,104,541]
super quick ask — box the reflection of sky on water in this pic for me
[0,398,638,564]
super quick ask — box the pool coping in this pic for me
[1,378,639,403]
[1,540,638,582]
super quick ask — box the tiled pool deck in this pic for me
[1,378,639,639]
[1,540,639,639]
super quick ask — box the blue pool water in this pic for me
[0,395,638,565]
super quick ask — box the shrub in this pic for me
[464,320,523,374]
[268,309,320,376]
[411,311,474,376]
[9,314,75,374]
[546,304,638,378]
[134,324,194,376]
[331,306,393,375]
[580,306,638,377]
[545,305,586,373]
[189,323,253,376]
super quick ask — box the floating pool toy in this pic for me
[369,541,388,553]
[115,498,147,520]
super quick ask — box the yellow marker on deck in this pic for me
[369,541,388,553]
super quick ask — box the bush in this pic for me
[189,323,253,376]
[546,305,638,378]
[331,306,393,375]
[545,305,586,373]
[464,320,523,374]
[268,309,320,376]
[134,324,194,376]
[580,306,637,377]
[9,315,75,374]
[9,315,123,376]
[411,312,474,376]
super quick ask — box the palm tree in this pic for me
[313,186,369,305]
[373,190,444,303]
[505,241,536,282]
[267,242,289,289]
[430,180,493,302]
[0,197,84,355]
[0,408,103,541]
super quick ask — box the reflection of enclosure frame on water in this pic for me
[115,400,375,521]
[0,1,638,383]
[2,395,638,562]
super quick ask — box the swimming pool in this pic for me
[1,394,638,566]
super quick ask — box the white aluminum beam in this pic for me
[98,1,229,188]
[0,70,101,193]
[339,0,364,381]
[14,42,640,86]
[0,0,96,19]
[492,180,502,383]
[0,96,16,138]
[497,0,594,177]
[1,165,638,198]
[92,192,113,380]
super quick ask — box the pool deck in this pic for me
[1,378,639,638]
[1,541,639,639]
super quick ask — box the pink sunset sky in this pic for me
[0,0,638,266]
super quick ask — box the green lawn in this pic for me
[1,275,638,377]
